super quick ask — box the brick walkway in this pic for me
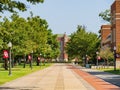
[0,64,120,90]
[70,65,120,90]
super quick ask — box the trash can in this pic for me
[86,64,91,68]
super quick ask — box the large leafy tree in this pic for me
[99,9,111,23]
[0,0,44,13]
[27,15,48,54]
[66,25,100,63]
[10,13,30,55]
[0,12,60,64]
[99,47,114,66]
[46,30,60,60]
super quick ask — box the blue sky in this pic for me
[2,0,114,35]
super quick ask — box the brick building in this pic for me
[100,25,111,48]
[57,33,69,62]
[100,0,120,67]
[111,0,120,67]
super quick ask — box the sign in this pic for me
[28,55,32,60]
[97,56,101,60]
[87,57,89,61]
[38,57,40,60]
[116,53,120,58]
[3,50,9,59]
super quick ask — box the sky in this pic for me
[2,0,115,35]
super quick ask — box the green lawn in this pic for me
[97,67,120,75]
[0,63,52,85]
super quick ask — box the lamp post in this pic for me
[8,42,12,76]
[44,54,46,65]
[96,51,99,68]
[86,54,89,64]
[84,54,87,67]
[30,51,33,70]
[82,57,85,67]
[40,53,42,66]
[113,46,116,71]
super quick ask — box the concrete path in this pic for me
[0,64,95,90]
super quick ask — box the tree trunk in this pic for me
[11,53,14,68]
[4,59,8,70]
[23,54,26,68]
[106,59,109,68]
[103,59,105,69]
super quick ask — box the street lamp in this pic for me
[96,51,99,68]
[82,57,85,66]
[113,46,116,71]
[8,42,12,76]
[44,54,46,65]
[30,50,33,70]
[40,53,42,66]
[86,54,88,64]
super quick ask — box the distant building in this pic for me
[57,33,69,62]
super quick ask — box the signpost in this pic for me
[3,50,9,59]
[28,55,32,69]
[3,50,9,70]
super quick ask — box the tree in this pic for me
[27,15,49,55]
[0,13,48,67]
[66,25,100,64]
[0,17,13,70]
[45,30,60,61]
[0,11,60,68]
[0,0,44,13]
[99,9,111,23]
[99,47,114,67]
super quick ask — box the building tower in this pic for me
[57,33,69,62]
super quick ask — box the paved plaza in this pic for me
[0,63,120,90]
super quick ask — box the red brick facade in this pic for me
[100,0,120,67]
[111,0,120,66]
[111,0,120,49]
[100,25,111,48]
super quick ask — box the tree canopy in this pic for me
[0,13,60,60]
[99,9,111,23]
[0,0,44,13]
[66,25,100,62]
[99,47,114,66]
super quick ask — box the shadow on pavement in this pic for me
[0,87,15,90]
[0,86,38,90]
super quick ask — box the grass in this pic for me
[0,63,52,85]
[96,67,120,75]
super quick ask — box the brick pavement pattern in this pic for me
[0,64,94,90]
[71,65,120,90]
[1,63,120,90]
